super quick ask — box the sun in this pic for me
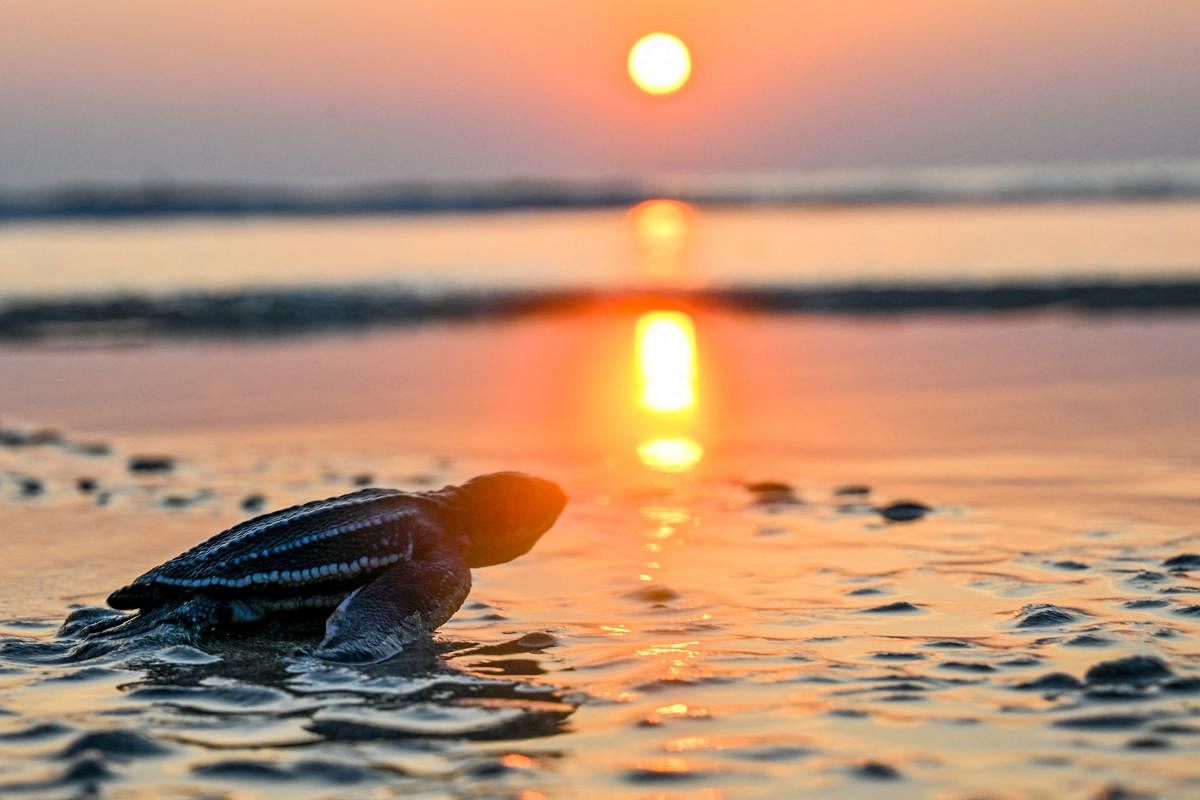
[628,33,691,96]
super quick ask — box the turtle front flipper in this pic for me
[313,550,471,664]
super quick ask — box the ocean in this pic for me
[1,190,1199,339]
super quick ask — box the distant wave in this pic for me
[2,160,1199,220]
[2,279,1199,339]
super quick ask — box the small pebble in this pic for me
[468,760,512,778]
[872,651,926,661]
[1085,655,1172,686]
[76,478,98,493]
[1161,677,1200,694]
[877,501,931,523]
[745,480,802,505]
[29,429,64,445]
[833,484,871,496]
[1125,737,1170,750]
[241,494,266,512]
[129,455,174,473]
[999,656,1040,668]
[1065,634,1113,647]
[1162,553,1200,569]
[0,428,63,447]
[1054,713,1149,730]
[351,473,375,487]
[852,760,902,780]
[1123,599,1168,609]
[829,708,870,719]
[939,661,996,673]
[745,480,793,494]
[731,744,814,761]
[1092,783,1156,800]
[860,601,921,614]
[1016,672,1083,691]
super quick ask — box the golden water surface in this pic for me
[0,203,1199,798]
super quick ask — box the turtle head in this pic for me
[450,472,567,567]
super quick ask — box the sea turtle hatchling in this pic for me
[81,472,566,663]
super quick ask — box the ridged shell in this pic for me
[109,488,444,610]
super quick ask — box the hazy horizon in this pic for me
[3,1,1199,188]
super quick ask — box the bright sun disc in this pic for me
[628,33,691,95]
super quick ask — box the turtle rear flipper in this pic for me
[107,580,182,611]
[79,595,221,641]
[313,551,470,664]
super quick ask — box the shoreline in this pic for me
[4,160,1200,222]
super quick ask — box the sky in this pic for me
[2,0,1198,186]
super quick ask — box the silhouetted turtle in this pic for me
[84,473,566,663]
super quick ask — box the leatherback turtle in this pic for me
[82,472,566,663]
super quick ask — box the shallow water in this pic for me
[1,312,1199,798]
[2,202,1198,300]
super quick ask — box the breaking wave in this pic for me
[3,160,1200,221]
[2,278,1199,339]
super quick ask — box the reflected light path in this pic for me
[635,309,703,471]
[637,311,697,413]
[629,198,692,281]
[637,436,703,472]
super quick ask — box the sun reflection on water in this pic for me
[637,311,697,413]
[634,308,704,471]
[630,198,692,281]
[637,436,703,472]
[625,197,708,472]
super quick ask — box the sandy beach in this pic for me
[2,307,1198,798]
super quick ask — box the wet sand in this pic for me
[1,311,1199,798]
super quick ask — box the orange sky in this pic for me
[1,1,1198,184]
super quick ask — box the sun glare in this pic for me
[637,311,697,413]
[637,437,704,472]
[630,198,692,280]
[628,33,692,96]
[634,307,703,471]
[631,198,690,246]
